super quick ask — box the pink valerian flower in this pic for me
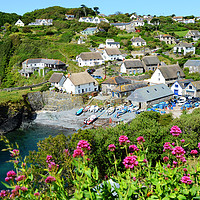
[10,149,19,157]
[181,176,192,184]
[143,159,147,163]
[133,177,136,181]
[163,156,169,162]
[172,142,175,146]
[34,192,40,196]
[63,149,70,157]
[181,139,185,143]
[129,145,139,152]
[21,187,28,192]
[108,144,116,151]
[167,164,170,168]
[5,170,16,181]
[73,149,84,158]
[137,136,145,144]
[119,135,130,145]
[173,161,178,168]
[46,155,53,163]
[170,126,182,137]
[48,161,59,171]
[15,175,26,182]
[172,146,185,156]
[45,176,56,183]
[180,156,187,163]
[77,140,91,150]
[163,142,173,151]
[123,156,138,169]
[190,150,198,155]
[183,168,187,172]
[0,190,7,198]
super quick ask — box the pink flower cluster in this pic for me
[77,140,91,150]
[45,176,56,183]
[10,185,28,198]
[34,192,40,196]
[63,149,70,157]
[73,148,84,158]
[0,190,9,198]
[10,149,19,157]
[119,135,130,145]
[170,126,182,137]
[172,146,185,157]
[123,156,138,169]
[163,142,173,151]
[190,150,198,155]
[5,170,16,182]
[181,175,192,184]
[137,136,145,144]
[129,145,139,152]
[108,144,116,151]
[46,155,59,171]
[15,175,26,182]
[163,156,169,162]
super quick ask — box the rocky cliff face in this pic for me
[0,93,42,135]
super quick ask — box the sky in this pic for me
[1,0,200,17]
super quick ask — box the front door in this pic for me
[174,89,179,95]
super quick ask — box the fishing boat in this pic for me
[84,115,97,125]
[83,105,90,112]
[107,107,115,115]
[76,108,83,116]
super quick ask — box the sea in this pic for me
[0,123,74,190]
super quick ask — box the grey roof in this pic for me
[110,22,131,26]
[102,76,131,85]
[131,37,146,43]
[188,30,200,36]
[142,56,160,65]
[49,73,65,83]
[83,27,98,31]
[175,42,193,48]
[158,65,185,80]
[123,59,145,69]
[113,82,148,93]
[69,71,98,86]
[127,84,174,102]
[175,79,194,88]
[22,59,66,65]
[107,42,120,45]
[105,48,121,55]
[184,60,200,67]
[191,81,200,90]
[79,52,103,60]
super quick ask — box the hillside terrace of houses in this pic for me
[79,17,109,24]
[28,19,53,26]
[184,60,200,73]
[20,58,67,77]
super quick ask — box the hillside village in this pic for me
[1,6,200,111]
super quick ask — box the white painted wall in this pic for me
[120,63,127,73]
[150,69,166,84]
[63,78,76,94]
[77,57,104,67]
[102,51,124,61]
[171,81,183,96]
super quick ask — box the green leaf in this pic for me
[177,194,186,200]
[57,167,63,175]
[162,197,170,200]
[1,182,13,189]
[169,193,176,198]
[85,168,91,178]
[190,187,197,196]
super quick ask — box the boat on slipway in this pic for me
[75,108,83,116]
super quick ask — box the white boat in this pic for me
[84,115,97,125]
[94,106,99,113]
[83,105,90,112]
[107,107,115,115]
[89,105,95,112]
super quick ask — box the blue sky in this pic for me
[1,0,200,17]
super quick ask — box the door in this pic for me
[174,89,179,95]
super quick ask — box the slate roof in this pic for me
[113,82,148,93]
[131,37,146,43]
[83,27,98,31]
[110,22,131,26]
[49,73,65,83]
[107,42,120,45]
[142,56,160,66]
[127,84,174,102]
[69,72,98,86]
[175,42,193,48]
[123,59,145,69]
[159,65,185,80]
[22,59,66,65]
[191,81,200,90]
[102,76,131,85]
[105,48,121,55]
[184,60,200,67]
[188,30,200,36]
[79,52,103,60]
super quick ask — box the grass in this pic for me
[0,86,43,104]
[174,30,188,37]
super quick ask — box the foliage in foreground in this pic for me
[1,125,200,199]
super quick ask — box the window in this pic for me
[158,78,160,81]
[85,88,87,92]
[158,73,160,76]
[89,83,90,86]
[175,84,178,88]
[89,88,91,91]
[78,90,80,93]
[147,90,149,93]
[78,85,80,88]
[189,86,192,89]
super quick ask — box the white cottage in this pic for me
[102,48,124,61]
[15,19,24,27]
[76,52,104,67]
[105,39,120,48]
[131,36,146,46]
[63,72,99,94]
[173,42,195,55]
[49,73,66,90]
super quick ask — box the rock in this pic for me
[27,92,44,111]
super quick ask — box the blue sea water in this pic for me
[0,124,74,190]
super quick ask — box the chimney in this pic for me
[157,63,160,68]
[68,73,70,78]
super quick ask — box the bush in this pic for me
[40,83,51,92]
